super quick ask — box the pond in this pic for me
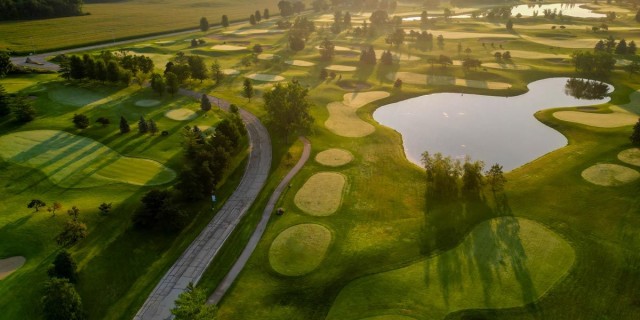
[402,3,604,20]
[373,78,611,171]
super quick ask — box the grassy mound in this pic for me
[245,73,285,82]
[327,217,575,320]
[0,130,176,188]
[326,65,357,72]
[294,172,346,216]
[553,108,638,128]
[134,99,161,107]
[581,163,640,186]
[165,108,197,121]
[618,148,640,167]
[390,72,511,89]
[268,224,332,276]
[0,257,26,280]
[48,86,109,107]
[210,44,246,51]
[325,91,390,138]
[315,149,354,167]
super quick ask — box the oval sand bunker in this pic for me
[285,60,315,67]
[0,256,26,280]
[135,99,161,107]
[210,44,246,51]
[269,224,332,276]
[618,148,640,167]
[295,172,346,216]
[245,73,285,82]
[165,108,197,121]
[582,163,640,186]
[326,65,357,72]
[315,149,354,167]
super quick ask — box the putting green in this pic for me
[0,130,176,188]
[326,65,357,72]
[224,29,284,35]
[165,108,197,121]
[285,60,315,67]
[327,217,575,320]
[618,148,640,167]
[134,99,161,107]
[210,44,246,51]
[493,50,570,60]
[325,91,390,138]
[48,86,109,107]
[581,164,640,186]
[390,72,511,90]
[245,73,285,82]
[269,224,332,276]
[315,149,354,167]
[294,172,347,216]
[553,106,638,128]
[0,256,25,280]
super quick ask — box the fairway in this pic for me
[268,224,332,276]
[0,130,176,188]
[135,99,162,107]
[326,217,575,320]
[294,172,347,216]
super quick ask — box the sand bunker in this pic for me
[154,41,174,45]
[325,65,357,72]
[582,164,640,186]
[390,72,511,89]
[285,60,315,67]
[222,69,239,75]
[295,172,347,216]
[245,73,285,82]
[224,29,285,35]
[374,50,421,61]
[257,53,278,60]
[553,106,638,128]
[0,256,26,280]
[482,62,531,70]
[165,108,197,121]
[325,91,390,138]
[316,45,358,53]
[315,149,354,167]
[135,99,161,107]
[210,44,246,51]
[618,148,640,167]
[269,224,332,276]
[495,50,570,60]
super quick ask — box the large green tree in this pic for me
[188,56,208,83]
[200,17,209,32]
[0,51,12,77]
[41,278,84,320]
[171,282,217,320]
[0,84,10,116]
[48,250,78,283]
[221,15,229,27]
[243,78,254,101]
[166,72,179,96]
[12,96,36,123]
[631,118,640,146]
[263,81,314,139]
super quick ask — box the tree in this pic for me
[250,14,257,25]
[166,72,179,96]
[615,39,628,55]
[56,220,88,246]
[47,202,62,216]
[72,114,89,129]
[106,60,121,83]
[98,202,112,215]
[48,250,78,283]
[263,81,314,139]
[370,10,389,26]
[293,1,305,14]
[631,118,640,146]
[171,282,218,320]
[67,206,80,222]
[210,60,224,85]
[380,50,393,65]
[394,78,402,89]
[138,116,148,134]
[28,199,46,212]
[506,19,513,31]
[628,41,637,55]
[0,84,10,116]
[148,119,158,135]
[199,17,209,32]
[221,15,229,28]
[201,94,212,111]
[12,96,36,122]
[289,34,306,51]
[119,116,130,134]
[0,51,12,78]
[68,55,84,79]
[462,159,484,199]
[625,61,640,77]
[188,56,208,83]
[151,73,165,96]
[594,40,606,52]
[264,8,270,20]
[636,9,640,23]
[255,10,262,22]
[344,12,351,26]
[132,189,186,230]
[421,10,428,25]
[486,164,507,199]
[319,38,335,61]
[437,34,444,50]
[41,278,84,320]
[253,44,263,54]
[278,0,294,17]
[243,78,254,101]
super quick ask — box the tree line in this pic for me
[0,0,83,20]
[59,51,154,85]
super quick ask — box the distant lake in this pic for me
[402,3,605,20]
[373,78,611,171]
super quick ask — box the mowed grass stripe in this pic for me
[0,130,175,188]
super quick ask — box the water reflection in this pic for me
[564,78,610,100]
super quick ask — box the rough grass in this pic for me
[326,218,575,320]
[268,224,332,276]
[165,108,197,121]
[581,163,640,186]
[0,130,176,188]
[294,172,347,216]
[0,256,25,280]
[315,149,354,167]
[618,148,640,167]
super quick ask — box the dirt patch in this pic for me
[269,224,332,276]
[0,256,26,280]
[245,73,285,82]
[135,99,161,107]
[210,44,246,51]
[285,60,315,67]
[295,172,347,216]
[315,149,354,167]
[582,164,640,186]
[326,65,357,72]
[165,108,197,121]
[618,148,640,167]
[390,72,511,89]
[336,80,372,91]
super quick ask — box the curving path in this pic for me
[207,136,311,305]
[134,90,272,320]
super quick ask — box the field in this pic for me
[1,1,640,319]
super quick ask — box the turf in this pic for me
[315,149,354,167]
[581,163,640,186]
[294,172,347,216]
[0,130,176,188]
[268,223,332,276]
[326,218,575,320]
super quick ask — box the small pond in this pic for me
[373,78,611,171]
[402,3,604,20]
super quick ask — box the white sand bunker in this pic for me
[210,44,246,51]
[245,73,285,82]
[165,108,197,121]
[325,91,390,138]
[618,148,640,167]
[295,172,347,216]
[315,149,354,167]
[390,72,511,89]
[135,99,161,107]
[326,65,357,72]
[374,50,421,61]
[496,50,570,60]
[582,164,640,186]
[154,41,174,45]
[257,53,278,60]
[224,29,284,35]
[222,69,239,75]
[482,62,531,70]
[0,256,26,280]
[316,45,358,52]
[553,106,638,128]
[285,60,315,67]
